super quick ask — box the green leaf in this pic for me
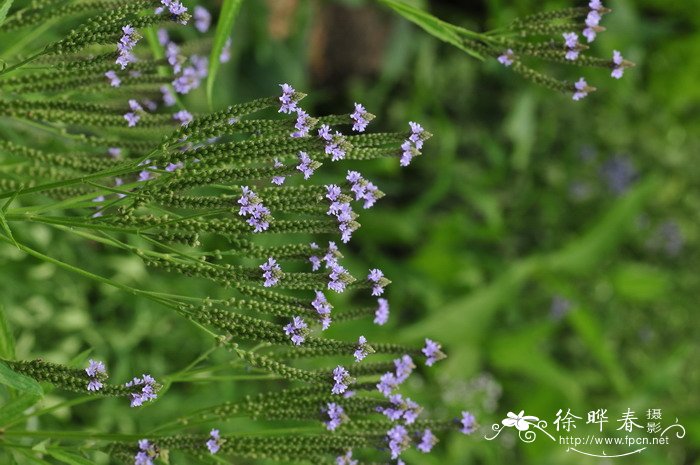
[0,0,14,28]
[0,304,15,359]
[378,0,484,60]
[206,0,244,109]
[47,450,94,465]
[0,361,43,396]
[0,392,42,426]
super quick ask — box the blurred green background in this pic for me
[1,0,699,464]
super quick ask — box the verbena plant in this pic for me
[0,1,630,464]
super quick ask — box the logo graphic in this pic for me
[485,408,686,458]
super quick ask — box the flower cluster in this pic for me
[563,32,581,61]
[296,151,317,179]
[206,429,222,454]
[353,335,372,362]
[319,125,347,161]
[377,355,415,396]
[125,374,159,407]
[374,298,390,325]
[124,99,144,127]
[350,103,370,132]
[260,257,282,287]
[85,359,107,391]
[283,316,308,345]
[194,6,211,33]
[238,186,272,232]
[346,171,381,209]
[401,121,425,166]
[312,291,332,329]
[324,402,347,431]
[583,0,606,42]
[367,268,386,296]
[134,439,159,465]
[331,365,353,395]
[116,25,140,69]
[156,0,189,24]
[418,429,439,453]
[291,109,312,138]
[422,338,447,366]
[378,394,422,424]
[279,83,300,114]
[326,184,357,243]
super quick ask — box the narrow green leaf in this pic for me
[378,0,484,60]
[0,304,15,359]
[0,207,19,248]
[206,0,244,109]
[0,0,14,28]
[0,361,43,396]
[48,450,94,465]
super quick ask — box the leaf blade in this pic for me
[0,0,14,28]
[0,361,43,396]
[206,0,244,109]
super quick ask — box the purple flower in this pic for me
[497,49,514,66]
[158,0,188,22]
[206,429,221,454]
[220,37,232,63]
[134,439,159,465]
[172,65,204,94]
[374,298,389,325]
[312,291,332,330]
[296,151,316,179]
[583,27,597,43]
[238,186,272,232]
[367,268,385,296]
[124,99,143,127]
[353,335,371,362]
[377,372,398,397]
[326,185,357,243]
[271,158,286,185]
[417,429,438,453]
[460,411,477,434]
[157,28,169,45]
[324,402,347,431]
[320,130,347,161]
[194,6,211,33]
[165,41,183,73]
[336,450,358,465]
[105,70,121,87]
[291,108,311,138]
[378,394,422,425]
[394,355,415,383]
[165,162,184,172]
[173,110,193,126]
[108,147,121,158]
[590,0,603,8]
[283,316,308,345]
[332,365,352,395]
[572,77,590,101]
[318,124,332,141]
[350,103,370,132]
[138,170,153,182]
[279,83,299,114]
[116,25,140,69]
[260,257,282,287]
[611,50,624,79]
[125,374,159,407]
[387,425,410,459]
[422,338,446,366]
[563,32,580,60]
[346,171,380,209]
[400,121,426,167]
[160,86,176,106]
[328,261,350,292]
[85,359,107,391]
